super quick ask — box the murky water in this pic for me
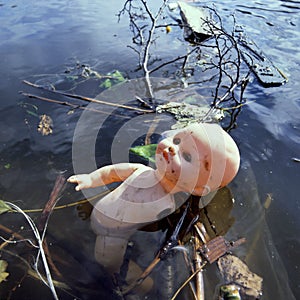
[0,0,299,299]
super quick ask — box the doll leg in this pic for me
[94,234,129,274]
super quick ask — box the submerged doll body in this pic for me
[68,123,240,274]
[90,166,177,273]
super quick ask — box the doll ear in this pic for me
[193,185,211,196]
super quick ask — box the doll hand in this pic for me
[67,174,93,191]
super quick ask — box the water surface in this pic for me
[0,1,299,299]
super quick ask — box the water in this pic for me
[0,0,299,299]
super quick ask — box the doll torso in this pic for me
[91,166,180,235]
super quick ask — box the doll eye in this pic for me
[173,137,181,145]
[182,152,192,162]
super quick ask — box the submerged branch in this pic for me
[122,254,161,295]
[20,92,136,119]
[4,201,59,300]
[149,47,199,74]
[39,174,66,232]
[22,80,154,113]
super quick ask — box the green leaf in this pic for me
[111,70,125,82]
[100,78,112,89]
[0,260,9,283]
[4,163,11,169]
[0,200,11,215]
[100,70,125,89]
[130,144,157,162]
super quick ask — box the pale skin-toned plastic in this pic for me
[68,123,240,274]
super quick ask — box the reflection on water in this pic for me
[0,0,299,299]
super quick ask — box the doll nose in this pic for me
[162,146,176,162]
[167,146,176,156]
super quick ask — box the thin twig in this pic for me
[22,80,154,113]
[139,0,168,97]
[0,235,38,249]
[42,239,63,279]
[1,249,71,291]
[149,47,199,74]
[5,202,59,300]
[0,224,36,245]
[178,240,198,299]
[122,254,161,295]
[7,190,109,214]
[170,263,207,300]
[0,235,15,250]
[20,92,133,119]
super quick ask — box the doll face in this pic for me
[155,127,204,195]
[155,123,240,196]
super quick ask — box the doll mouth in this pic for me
[163,150,169,163]
[162,147,176,163]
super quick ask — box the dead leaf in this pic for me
[37,114,53,136]
[0,260,9,283]
[0,200,11,215]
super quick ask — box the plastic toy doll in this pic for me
[68,123,240,274]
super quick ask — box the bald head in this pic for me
[155,123,240,195]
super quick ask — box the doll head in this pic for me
[155,123,240,196]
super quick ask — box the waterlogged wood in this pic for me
[39,175,66,232]
[199,236,246,264]
[237,33,288,87]
[178,1,216,42]
[177,2,287,87]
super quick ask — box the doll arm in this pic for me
[68,163,144,191]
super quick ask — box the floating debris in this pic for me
[4,163,11,170]
[177,1,218,43]
[236,31,288,87]
[219,284,241,300]
[37,114,53,136]
[199,236,246,264]
[0,200,11,215]
[156,101,224,129]
[174,1,288,87]
[0,260,9,283]
[218,254,263,299]
[99,70,125,89]
[263,193,273,209]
